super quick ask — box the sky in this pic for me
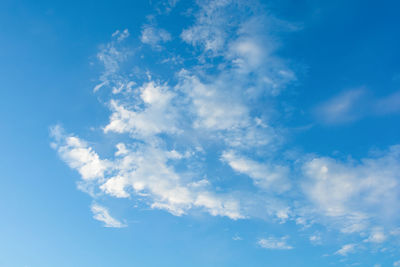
[1,0,400,266]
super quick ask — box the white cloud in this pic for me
[257,236,293,250]
[309,233,322,245]
[335,243,356,256]
[112,29,130,42]
[314,88,367,124]
[302,145,400,232]
[104,82,180,138]
[315,89,400,124]
[364,228,386,243]
[177,71,250,131]
[180,0,295,95]
[48,1,400,263]
[232,234,242,241]
[52,0,296,229]
[141,25,171,48]
[100,176,130,198]
[50,125,110,181]
[91,203,126,228]
[221,150,290,193]
[393,260,400,266]
[93,29,132,93]
[117,143,243,219]
[180,0,232,55]
[52,126,243,220]
[154,0,180,14]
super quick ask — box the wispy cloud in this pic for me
[91,203,126,228]
[309,233,322,245]
[315,88,400,125]
[221,150,290,193]
[257,236,293,250]
[335,243,356,256]
[93,29,133,93]
[314,88,368,124]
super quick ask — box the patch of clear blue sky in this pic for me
[0,0,399,266]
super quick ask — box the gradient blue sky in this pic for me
[1,0,400,266]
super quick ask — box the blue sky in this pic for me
[1,0,400,266]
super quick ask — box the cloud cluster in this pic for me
[52,0,297,229]
[51,0,400,260]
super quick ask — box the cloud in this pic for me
[91,203,126,228]
[93,29,132,93]
[335,243,356,256]
[51,0,300,226]
[302,145,400,232]
[104,81,180,138]
[49,1,400,261]
[364,228,386,243]
[50,125,110,181]
[180,0,234,55]
[180,0,295,95]
[232,234,242,241]
[374,91,400,115]
[309,233,322,245]
[141,25,171,48]
[314,88,367,124]
[112,29,130,42]
[52,125,244,219]
[221,150,290,193]
[153,0,180,14]
[394,260,400,266]
[257,236,293,250]
[176,71,250,131]
[315,88,400,125]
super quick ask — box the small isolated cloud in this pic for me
[232,234,242,241]
[140,25,171,48]
[393,260,400,266]
[309,233,322,245]
[112,29,130,42]
[335,243,356,256]
[91,203,126,228]
[364,228,386,243]
[257,236,293,250]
